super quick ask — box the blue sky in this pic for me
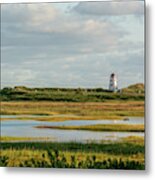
[1,1,144,88]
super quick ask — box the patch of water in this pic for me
[1,115,144,142]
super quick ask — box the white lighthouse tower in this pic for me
[109,73,118,92]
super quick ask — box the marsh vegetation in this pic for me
[36,124,144,132]
[1,101,144,120]
[0,85,145,169]
[0,140,144,169]
[0,85,144,102]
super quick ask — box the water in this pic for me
[1,115,144,142]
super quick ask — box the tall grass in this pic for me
[1,142,144,156]
[0,142,145,169]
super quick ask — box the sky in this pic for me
[1,0,144,89]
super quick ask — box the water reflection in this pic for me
[1,115,144,142]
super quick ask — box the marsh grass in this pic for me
[120,136,144,145]
[1,136,55,142]
[0,141,145,169]
[1,101,144,120]
[36,124,144,132]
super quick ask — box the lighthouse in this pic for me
[109,73,118,92]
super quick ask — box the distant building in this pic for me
[109,73,118,92]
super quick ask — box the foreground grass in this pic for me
[0,140,145,169]
[1,101,144,120]
[36,124,144,132]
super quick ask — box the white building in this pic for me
[109,73,118,92]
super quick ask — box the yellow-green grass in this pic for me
[0,149,144,167]
[1,101,144,120]
[1,138,145,167]
[61,151,144,165]
[120,136,144,145]
[1,149,50,167]
[1,115,112,121]
[61,136,145,164]
[0,141,145,168]
[1,136,55,142]
[1,116,79,122]
[36,124,144,132]
[1,136,144,145]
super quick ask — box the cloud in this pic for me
[1,2,144,88]
[2,3,138,58]
[2,17,127,53]
[1,66,38,87]
[74,1,144,16]
[1,4,58,24]
[26,4,58,25]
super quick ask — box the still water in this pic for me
[1,115,144,142]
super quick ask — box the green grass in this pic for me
[1,141,144,154]
[36,124,144,132]
[0,85,144,102]
[0,141,145,169]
